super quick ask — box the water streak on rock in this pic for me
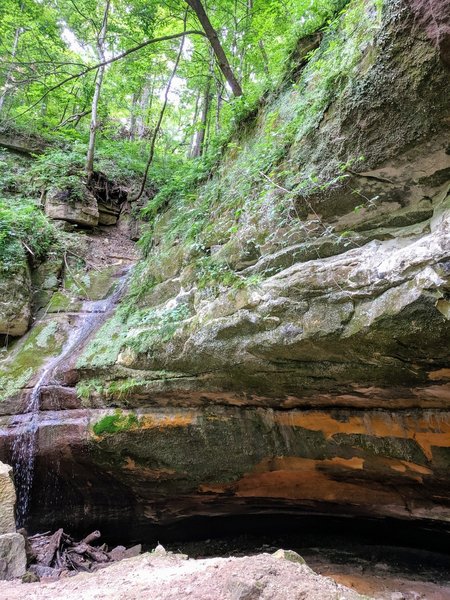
[11,268,132,527]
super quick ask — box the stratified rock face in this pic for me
[0,265,31,337]
[45,188,99,227]
[1,0,450,538]
[6,405,446,537]
[0,462,16,534]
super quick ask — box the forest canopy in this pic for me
[0,0,346,186]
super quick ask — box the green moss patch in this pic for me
[93,410,140,436]
[0,319,66,401]
[47,291,82,313]
[77,303,191,369]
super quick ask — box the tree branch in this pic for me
[132,10,189,201]
[12,30,207,119]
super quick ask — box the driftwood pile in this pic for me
[21,528,141,579]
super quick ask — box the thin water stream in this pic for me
[11,267,132,527]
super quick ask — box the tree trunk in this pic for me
[191,73,212,158]
[259,40,270,81]
[86,0,111,180]
[129,91,139,139]
[137,77,152,138]
[215,81,224,133]
[189,88,201,157]
[0,26,23,113]
[184,0,243,97]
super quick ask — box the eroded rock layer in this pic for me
[0,0,449,537]
[0,406,446,537]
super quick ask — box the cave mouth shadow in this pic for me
[145,513,450,580]
[141,513,450,552]
[67,512,448,574]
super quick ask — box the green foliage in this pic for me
[78,376,166,402]
[0,0,385,343]
[195,256,242,292]
[26,139,149,198]
[76,378,105,401]
[76,313,125,369]
[123,303,191,354]
[92,410,140,436]
[0,195,59,274]
[134,0,381,297]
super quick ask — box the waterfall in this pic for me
[11,267,132,527]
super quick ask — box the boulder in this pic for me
[0,462,27,580]
[45,188,99,227]
[0,463,16,534]
[0,534,26,579]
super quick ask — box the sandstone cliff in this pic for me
[0,0,449,538]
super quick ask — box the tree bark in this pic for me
[129,91,139,139]
[215,81,224,133]
[184,0,243,97]
[0,25,23,113]
[191,72,212,158]
[86,0,111,180]
[189,88,201,157]
[137,77,152,138]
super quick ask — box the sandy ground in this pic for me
[317,567,450,600]
[0,552,366,600]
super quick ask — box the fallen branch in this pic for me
[26,528,142,577]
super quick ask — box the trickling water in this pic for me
[11,267,132,527]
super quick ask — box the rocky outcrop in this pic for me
[0,534,26,580]
[0,0,449,540]
[44,173,128,228]
[0,404,444,538]
[45,188,99,228]
[0,265,31,337]
[409,0,450,66]
[106,199,450,403]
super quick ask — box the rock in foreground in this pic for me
[0,552,365,600]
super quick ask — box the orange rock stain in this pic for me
[274,411,450,460]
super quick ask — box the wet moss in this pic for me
[64,265,119,300]
[93,410,140,436]
[76,313,126,369]
[0,319,65,401]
